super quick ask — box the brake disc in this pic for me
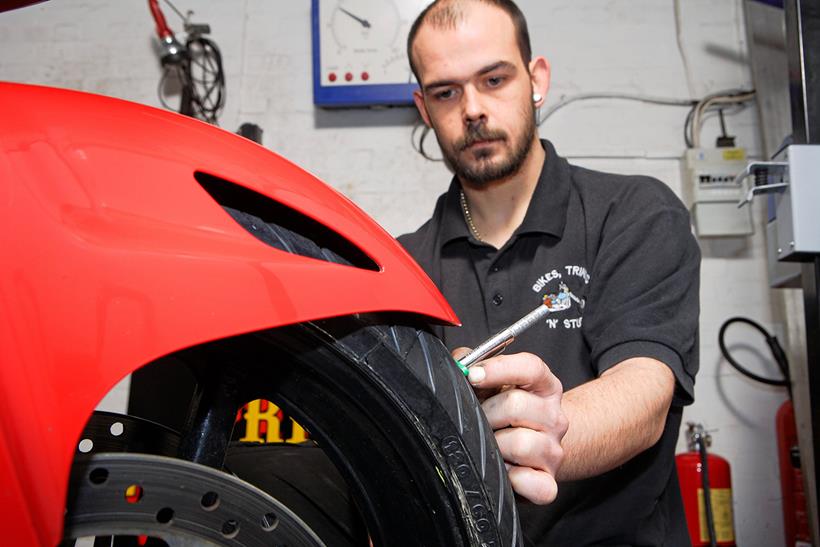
[74,411,181,457]
[64,452,326,546]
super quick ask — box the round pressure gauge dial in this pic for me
[312,0,429,106]
[329,0,401,52]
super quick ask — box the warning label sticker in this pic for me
[697,488,735,543]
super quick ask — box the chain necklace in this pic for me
[459,189,483,242]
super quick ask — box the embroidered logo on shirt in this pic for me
[531,265,589,329]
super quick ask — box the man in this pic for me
[399,1,700,545]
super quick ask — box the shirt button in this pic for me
[492,293,504,306]
[491,265,501,273]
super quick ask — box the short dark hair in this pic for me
[407,0,533,84]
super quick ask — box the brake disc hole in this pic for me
[156,507,175,524]
[221,519,240,539]
[110,421,125,437]
[125,484,144,504]
[88,467,108,485]
[200,491,219,511]
[78,439,94,453]
[261,512,279,531]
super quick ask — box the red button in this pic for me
[328,72,337,82]
[345,72,353,82]
[361,71,370,81]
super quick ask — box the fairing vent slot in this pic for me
[195,171,380,272]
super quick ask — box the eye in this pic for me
[487,76,504,87]
[434,88,455,101]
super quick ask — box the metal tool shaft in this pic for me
[458,303,552,368]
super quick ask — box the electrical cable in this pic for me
[535,90,746,150]
[685,101,748,148]
[692,91,755,148]
[155,35,225,125]
[537,92,694,126]
[683,89,752,148]
[536,89,752,148]
[684,103,697,148]
[157,66,180,111]
[718,108,728,137]
[673,0,697,99]
[672,0,755,148]
[411,89,753,162]
[410,88,755,161]
[718,316,791,398]
[149,1,225,125]
[409,0,754,159]
[184,35,226,124]
[671,0,755,148]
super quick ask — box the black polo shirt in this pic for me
[399,140,700,546]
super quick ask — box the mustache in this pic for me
[456,124,507,151]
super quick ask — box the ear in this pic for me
[413,88,432,127]
[528,56,550,108]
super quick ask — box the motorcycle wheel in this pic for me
[64,205,522,546]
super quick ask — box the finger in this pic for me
[472,384,501,403]
[467,364,486,384]
[468,352,562,397]
[494,427,564,474]
[507,465,559,505]
[451,346,472,361]
[482,388,569,433]
[467,366,516,388]
[455,347,499,401]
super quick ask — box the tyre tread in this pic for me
[229,207,521,546]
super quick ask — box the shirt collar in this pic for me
[439,139,571,246]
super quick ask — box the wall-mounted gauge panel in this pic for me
[312,0,429,107]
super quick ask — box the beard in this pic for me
[436,102,537,186]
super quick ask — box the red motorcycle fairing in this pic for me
[0,82,458,545]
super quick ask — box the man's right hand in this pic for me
[453,348,567,504]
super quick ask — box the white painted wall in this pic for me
[0,1,793,545]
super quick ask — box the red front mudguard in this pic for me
[0,83,457,545]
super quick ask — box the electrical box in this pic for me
[766,217,802,287]
[682,148,754,237]
[772,145,820,260]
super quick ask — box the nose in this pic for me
[461,85,486,125]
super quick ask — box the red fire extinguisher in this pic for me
[777,400,812,546]
[676,423,736,547]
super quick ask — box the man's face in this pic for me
[412,3,537,186]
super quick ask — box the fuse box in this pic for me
[682,147,754,237]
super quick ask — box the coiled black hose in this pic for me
[718,316,791,396]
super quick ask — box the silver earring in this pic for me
[533,93,542,103]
